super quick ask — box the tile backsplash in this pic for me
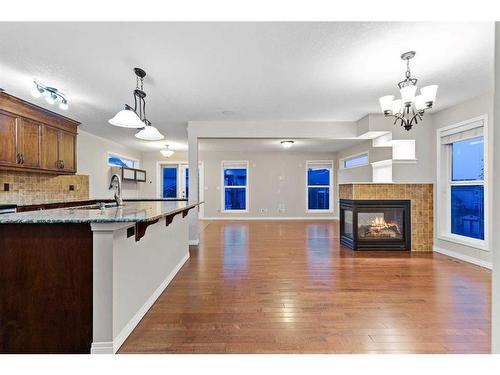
[0,171,89,205]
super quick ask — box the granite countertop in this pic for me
[0,200,201,224]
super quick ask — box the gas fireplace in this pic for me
[340,199,411,250]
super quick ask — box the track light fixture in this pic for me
[32,80,68,110]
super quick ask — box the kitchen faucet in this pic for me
[109,173,124,207]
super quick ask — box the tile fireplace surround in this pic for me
[339,183,433,252]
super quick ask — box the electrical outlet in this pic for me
[69,184,75,191]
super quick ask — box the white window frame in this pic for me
[107,151,139,168]
[339,151,370,170]
[221,160,249,213]
[306,160,334,213]
[436,115,489,251]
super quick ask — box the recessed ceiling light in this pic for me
[221,110,235,116]
[280,140,295,149]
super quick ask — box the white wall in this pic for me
[369,114,435,183]
[77,130,142,199]
[140,150,189,198]
[432,92,494,266]
[200,150,337,219]
[336,140,373,183]
[141,149,338,218]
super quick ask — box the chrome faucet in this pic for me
[109,173,124,207]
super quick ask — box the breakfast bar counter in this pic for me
[0,200,203,354]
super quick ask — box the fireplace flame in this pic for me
[366,216,401,238]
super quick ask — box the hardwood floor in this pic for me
[119,220,491,354]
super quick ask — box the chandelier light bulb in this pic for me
[420,85,438,105]
[414,95,427,111]
[379,95,394,114]
[400,85,417,105]
[391,99,402,115]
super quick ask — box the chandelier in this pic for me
[379,51,438,131]
[109,67,164,141]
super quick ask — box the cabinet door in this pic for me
[17,119,41,168]
[58,131,76,172]
[0,112,18,165]
[42,125,60,171]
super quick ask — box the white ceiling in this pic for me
[199,138,364,152]
[0,22,494,152]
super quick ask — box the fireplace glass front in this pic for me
[340,199,411,250]
[358,211,403,240]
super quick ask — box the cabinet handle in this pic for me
[16,153,21,164]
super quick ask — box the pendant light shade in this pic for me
[160,145,174,158]
[109,109,145,128]
[135,125,164,141]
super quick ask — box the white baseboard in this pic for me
[433,245,492,269]
[201,216,339,221]
[110,252,190,353]
[90,341,114,354]
[189,239,200,246]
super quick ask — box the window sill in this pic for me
[437,233,489,251]
[306,209,334,214]
[221,210,249,214]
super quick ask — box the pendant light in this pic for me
[109,68,165,140]
[160,144,175,158]
[135,120,165,141]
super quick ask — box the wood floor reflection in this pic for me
[119,220,491,354]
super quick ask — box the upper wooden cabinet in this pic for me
[17,118,42,168]
[0,111,18,166]
[0,92,79,174]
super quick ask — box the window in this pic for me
[437,116,487,249]
[162,166,178,198]
[107,153,138,168]
[307,161,333,211]
[342,153,369,169]
[222,161,248,212]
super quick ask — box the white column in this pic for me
[90,222,129,354]
[188,130,199,245]
[492,22,500,354]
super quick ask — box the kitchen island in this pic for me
[0,200,202,354]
